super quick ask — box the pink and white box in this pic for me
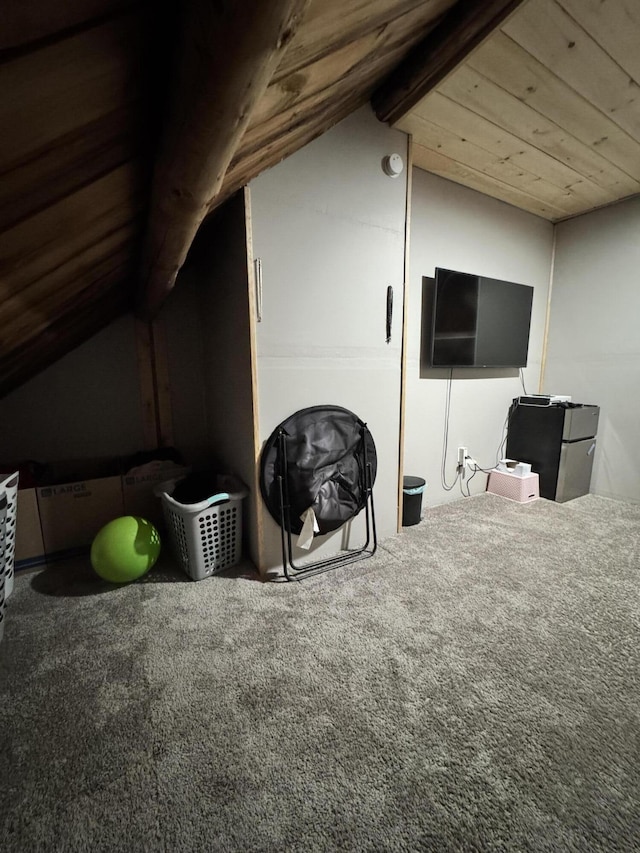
[487,469,539,503]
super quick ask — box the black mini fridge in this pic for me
[506,402,599,502]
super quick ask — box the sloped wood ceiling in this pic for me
[395,0,640,220]
[139,0,468,315]
[3,0,474,395]
[9,0,616,397]
[0,0,174,395]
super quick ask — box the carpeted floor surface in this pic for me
[1,493,639,852]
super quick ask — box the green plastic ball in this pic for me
[90,516,161,583]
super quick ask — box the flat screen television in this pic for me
[428,268,534,368]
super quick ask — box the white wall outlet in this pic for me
[458,446,467,470]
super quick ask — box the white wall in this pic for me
[0,286,210,469]
[405,169,554,506]
[543,196,640,502]
[0,315,145,463]
[250,106,408,571]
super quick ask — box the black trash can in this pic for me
[402,476,426,526]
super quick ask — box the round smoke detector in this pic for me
[382,153,404,178]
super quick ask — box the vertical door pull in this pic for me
[254,258,263,323]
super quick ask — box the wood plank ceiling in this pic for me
[1,0,464,395]
[2,0,637,397]
[394,0,640,221]
[0,0,173,394]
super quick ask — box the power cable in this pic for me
[441,369,460,492]
[520,368,528,395]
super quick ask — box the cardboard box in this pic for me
[122,460,189,528]
[14,488,45,568]
[9,454,189,567]
[36,460,124,560]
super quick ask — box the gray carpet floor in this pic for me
[1,493,639,852]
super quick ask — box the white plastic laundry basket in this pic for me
[0,491,6,644]
[160,475,248,581]
[0,472,18,602]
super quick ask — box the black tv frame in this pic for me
[425,268,534,369]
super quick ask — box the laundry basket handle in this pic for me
[160,491,231,514]
[156,474,249,514]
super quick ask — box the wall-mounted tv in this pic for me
[428,268,534,368]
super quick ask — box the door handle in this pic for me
[386,285,393,344]
[254,258,263,323]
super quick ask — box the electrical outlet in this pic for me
[457,446,467,470]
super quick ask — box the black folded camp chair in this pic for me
[260,405,377,580]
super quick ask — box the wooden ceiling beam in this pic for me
[371,0,527,126]
[139,0,310,317]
